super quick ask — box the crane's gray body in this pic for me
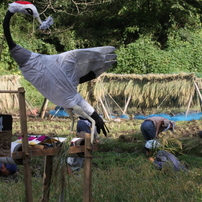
[10,45,116,114]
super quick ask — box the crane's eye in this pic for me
[25,8,33,16]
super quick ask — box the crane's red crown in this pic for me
[15,1,32,4]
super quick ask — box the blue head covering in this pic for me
[5,164,17,175]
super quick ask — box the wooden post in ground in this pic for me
[18,87,33,202]
[185,93,193,116]
[123,95,131,115]
[41,156,53,202]
[83,133,92,202]
[99,97,110,120]
[194,82,202,111]
[39,98,49,118]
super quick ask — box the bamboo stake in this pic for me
[123,95,131,114]
[105,91,124,114]
[18,87,33,202]
[83,133,92,202]
[25,100,34,115]
[194,82,202,100]
[157,87,175,109]
[185,85,195,116]
[41,156,53,202]
[194,82,202,112]
[39,98,49,118]
[99,97,111,120]
[51,107,61,120]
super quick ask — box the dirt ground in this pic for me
[11,115,202,140]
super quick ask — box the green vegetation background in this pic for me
[1,0,202,77]
[1,1,202,200]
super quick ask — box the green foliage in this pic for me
[98,139,143,153]
[114,36,172,74]
[62,0,202,48]
[2,1,202,75]
[114,30,202,74]
[19,78,45,107]
[182,137,202,157]
[93,151,141,170]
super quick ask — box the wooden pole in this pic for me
[185,93,193,116]
[123,95,131,115]
[106,91,124,114]
[194,82,202,111]
[51,107,61,120]
[41,156,53,202]
[194,82,202,101]
[99,97,111,120]
[83,133,92,202]
[25,100,34,115]
[39,98,49,118]
[18,87,33,202]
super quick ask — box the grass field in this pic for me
[1,116,202,202]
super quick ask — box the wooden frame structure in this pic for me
[0,87,97,202]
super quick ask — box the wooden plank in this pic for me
[12,148,60,159]
[12,144,99,159]
[29,145,44,150]
[68,144,98,154]
[0,90,18,93]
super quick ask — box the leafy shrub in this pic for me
[115,30,202,74]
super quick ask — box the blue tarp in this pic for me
[134,112,202,121]
[109,114,129,119]
[49,109,69,117]
[119,114,130,119]
[49,107,202,121]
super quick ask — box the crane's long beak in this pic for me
[36,16,42,24]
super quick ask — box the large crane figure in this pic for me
[3,1,117,143]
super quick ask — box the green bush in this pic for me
[115,30,202,74]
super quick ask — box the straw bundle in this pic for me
[0,73,198,113]
[78,72,197,110]
[0,75,21,112]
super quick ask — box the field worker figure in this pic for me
[140,116,175,141]
[144,140,187,171]
[0,163,17,177]
[144,139,161,160]
[67,117,98,174]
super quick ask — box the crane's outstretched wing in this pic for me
[71,46,117,84]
